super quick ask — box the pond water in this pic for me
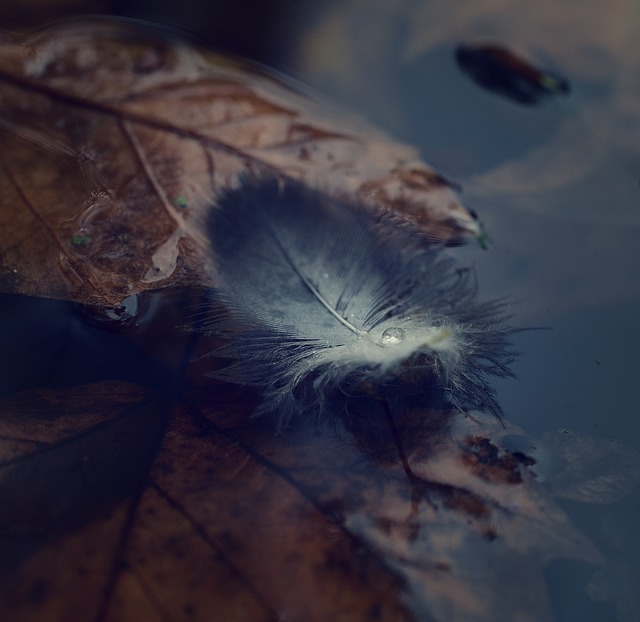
[264,3,640,621]
[1,2,639,621]
[197,1,640,619]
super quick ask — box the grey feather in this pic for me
[201,175,516,424]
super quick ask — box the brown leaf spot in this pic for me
[461,436,535,485]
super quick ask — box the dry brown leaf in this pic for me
[0,375,601,622]
[0,19,482,308]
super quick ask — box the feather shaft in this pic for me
[266,224,367,338]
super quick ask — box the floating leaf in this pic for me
[455,43,569,106]
[0,19,482,308]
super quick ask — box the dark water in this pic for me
[1,2,639,621]
[160,2,640,620]
[0,291,180,398]
[270,4,640,621]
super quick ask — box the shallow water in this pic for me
[230,1,640,619]
[1,2,639,621]
[271,3,640,620]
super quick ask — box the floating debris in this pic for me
[70,232,92,247]
[455,43,570,105]
[174,195,188,209]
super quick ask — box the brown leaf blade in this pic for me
[148,406,412,622]
[0,19,482,307]
[0,381,415,622]
[0,373,611,622]
[189,392,602,622]
[0,382,170,620]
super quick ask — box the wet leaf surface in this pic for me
[0,370,606,622]
[0,19,481,308]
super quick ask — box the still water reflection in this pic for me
[279,1,640,620]
[0,1,639,621]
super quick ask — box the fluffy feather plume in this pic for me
[200,175,516,424]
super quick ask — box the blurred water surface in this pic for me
[276,2,640,620]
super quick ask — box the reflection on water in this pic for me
[0,2,639,620]
[279,1,640,620]
[0,289,194,398]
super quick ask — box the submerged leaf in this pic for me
[534,430,640,504]
[0,19,482,308]
[0,382,168,536]
[0,374,606,622]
